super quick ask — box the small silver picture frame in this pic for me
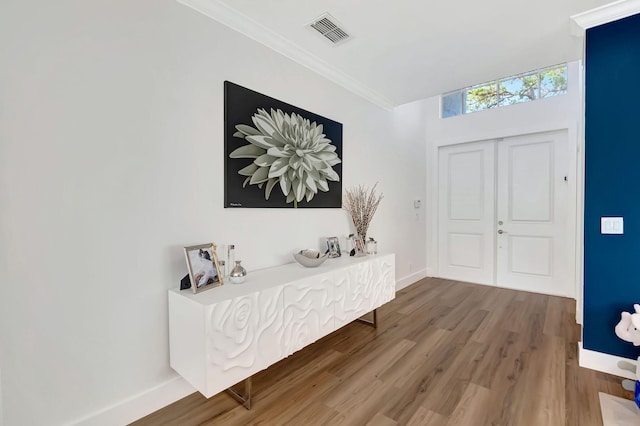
[326,236,341,258]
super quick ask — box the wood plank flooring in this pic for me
[133,278,631,425]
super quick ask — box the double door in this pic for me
[437,131,571,297]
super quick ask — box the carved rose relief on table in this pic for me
[206,287,285,388]
[203,258,394,385]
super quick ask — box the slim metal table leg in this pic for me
[356,309,378,328]
[225,376,252,409]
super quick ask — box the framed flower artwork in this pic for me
[224,81,343,208]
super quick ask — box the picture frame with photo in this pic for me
[184,243,224,293]
[326,237,341,258]
[351,235,367,257]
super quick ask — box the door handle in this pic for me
[498,229,507,234]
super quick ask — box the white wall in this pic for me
[0,0,427,424]
[423,61,584,305]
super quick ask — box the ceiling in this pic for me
[180,0,614,108]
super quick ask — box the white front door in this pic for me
[438,141,496,285]
[437,131,572,297]
[496,131,570,296]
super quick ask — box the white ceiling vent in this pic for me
[307,13,351,45]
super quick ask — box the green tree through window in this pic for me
[442,65,567,118]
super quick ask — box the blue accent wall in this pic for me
[584,12,640,359]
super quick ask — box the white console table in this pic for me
[168,253,395,407]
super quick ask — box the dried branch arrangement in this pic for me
[343,183,384,240]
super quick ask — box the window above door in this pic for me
[441,64,568,118]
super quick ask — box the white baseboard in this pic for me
[576,305,583,326]
[0,368,3,426]
[396,269,428,291]
[70,375,195,426]
[578,342,636,380]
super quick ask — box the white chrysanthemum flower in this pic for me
[230,108,342,206]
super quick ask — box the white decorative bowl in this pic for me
[293,249,328,268]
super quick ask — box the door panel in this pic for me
[448,150,486,220]
[448,233,484,269]
[438,142,495,285]
[508,235,552,276]
[496,131,569,296]
[509,141,553,222]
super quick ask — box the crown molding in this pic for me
[176,0,397,110]
[571,0,640,35]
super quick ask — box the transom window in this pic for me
[441,64,568,118]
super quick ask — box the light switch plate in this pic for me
[601,217,623,234]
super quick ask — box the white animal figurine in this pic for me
[615,304,640,406]
[615,304,640,346]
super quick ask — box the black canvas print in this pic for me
[224,81,343,208]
